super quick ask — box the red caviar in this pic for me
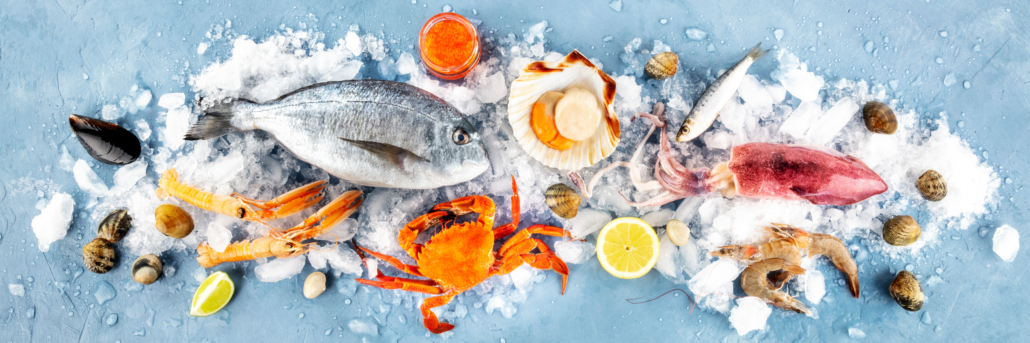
[419,13,480,80]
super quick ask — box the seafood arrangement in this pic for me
[185,80,490,189]
[354,177,571,334]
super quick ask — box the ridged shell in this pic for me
[304,271,327,299]
[883,215,921,246]
[508,50,620,170]
[132,254,163,285]
[665,219,690,246]
[862,101,898,134]
[545,184,581,219]
[69,114,141,165]
[98,209,132,243]
[83,238,116,274]
[889,270,924,311]
[645,52,679,80]
[155,204,194,239]
[917,170,947,201]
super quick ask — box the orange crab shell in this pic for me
[416,219,496,291]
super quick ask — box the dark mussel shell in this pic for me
[69,114,141,165]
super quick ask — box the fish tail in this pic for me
[747,43,769,61]
[184,100,245,140]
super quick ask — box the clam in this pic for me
[862,101,898,135]
[131,254,163,285]
[917,170,947,202]
[889,270,924,311]
[665,219,690,246]
[83,238,116,274]
[69,114,142,165]
[304,271,327,299]
[544,184,581,219]
[883,215,921,246]
[508,50,620,170]
[97,209,132,243]
[155,204,194,239]
[645,52,679,80]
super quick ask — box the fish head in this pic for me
[424,116,490,186]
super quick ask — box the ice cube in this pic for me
[773,29,784,41]
[162,105,194,150]
[197,42,209,55]
[73,159,110,196]
[993,224,1019,262]
[804,270,826,304]
[135,90,153,109]
[101,104,122,121]
[307,244,363,275]
[348,318,379,335]
[111,161,148,195]
[509,265,536,292]
[608,0,622,12]
[654,235,679,278]
[806,97,858,145]
[848,327,866,339]
[778,101,821,139]
[688,259,743,313]
[345,31,362,56]
[554,240,596,264]
[524,20,548,44]
[685,27,707,40]
[565,208,613,239]
[8,283,25,297]
[31,193,75,252]
[157,93,186,109]
[255,256,306,282]
[396,52,417,75]
[206,222,232,253]
[475,71,507,104]
[640,208,673,227]
[943,73,957,86]
[59,145,75,171]
[135,120,152,141]
[728,297,771,336]
[315,217,358,242]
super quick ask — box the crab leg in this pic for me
[355,246,424,277]
[494,224,571,294]
[398,211,451,258]
[420,293,459,334]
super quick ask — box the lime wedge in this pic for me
[190,271,234,317]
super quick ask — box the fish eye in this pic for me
[452,128,470,145]
[237,208,247,219]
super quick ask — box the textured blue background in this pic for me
[1,0,1028,341]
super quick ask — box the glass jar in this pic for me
[418,12,480,80]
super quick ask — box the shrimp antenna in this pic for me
[626,289,695,306]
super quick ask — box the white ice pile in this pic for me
[728,297,772,336]
[31,193,75,252]
[992,224,1019,262]
[307,244,363,276]
[255,256,306,282]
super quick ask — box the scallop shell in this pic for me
[508,50,619,170]
[155,204,194,239]
[132,254,163,285]
[98,209,132,243]
[69,114,142,165]
[862,101,898,134]
[645,52,679,80]
[545,184,581,219]
[889,270,924,311]
[83,238,116,274]
[883,215,921,246]
[917,170,947,201]
[665,219,690,246]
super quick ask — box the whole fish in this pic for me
[676,43,768,142]
[185,80,490,189]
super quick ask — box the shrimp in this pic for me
[196,190,364,268]
[740,258,809,314]
[156,168,327,222]
[711,224,812,264]
[809,233,860,298]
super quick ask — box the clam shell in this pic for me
[883,215,921,246]
[69,114,141,165]
[304,271,327,299]
[98,209,132,243]
[917,170,947,201]
[508,50,620,170]
[83,238,116,274]
[155,204,194,239]
[545,184,581,219]
[645,52,679,80]
[665,219,690,246]
[132,254,163,285]
[889,270,924,311]
[862,101,897,134]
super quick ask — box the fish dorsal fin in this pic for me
[340,138,426,169]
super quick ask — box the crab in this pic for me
[354,176,571,334]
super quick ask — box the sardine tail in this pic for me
[747,43,769,61]
[185,101,240,140]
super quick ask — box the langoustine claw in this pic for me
[571,102,888,207]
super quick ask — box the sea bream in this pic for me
[185,80,490,189]
[675,43,769,142]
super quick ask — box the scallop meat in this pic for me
[544,184,581,219]
[98,209,132,243]
[862,101,898,134]
[882,215,921,246]
[917,170,947,201]
[155,204,194,239]
[132,254,163,285]
[889,270,924,311]
[69,114,142,165]
[83,238,116,274]
[645,52,679,80]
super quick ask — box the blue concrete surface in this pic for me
[1,0,1028,341]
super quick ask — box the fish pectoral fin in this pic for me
[340,138,426,169]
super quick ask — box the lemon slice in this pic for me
[596,217,660,279]
[190,271,234,317]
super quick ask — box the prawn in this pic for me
[809,233,860,298]
[196,190,364,268]
[156,168,327,222]
[710,224,812,265]
[740,258,809,314]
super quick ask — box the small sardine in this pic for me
[185,80,490,189]
[676,43,768,142]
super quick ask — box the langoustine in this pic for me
[571,102,888,207]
